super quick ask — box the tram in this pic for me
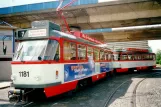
[112,48,156,73]
[9,20,113,100]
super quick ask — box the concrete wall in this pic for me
[0,41,13,57]
[0,41,13,81]
[0,61,11,81]
[0,30,13,81]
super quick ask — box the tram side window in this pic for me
[63,41,76,60]
[121,55,128,60]
[87,47,93,57]
[44,40,60,60]
[138,55,142,60]
[150,55,153,60]
[78,44,86,60]
[142,54,145,60]
[105,52,109,60]
[131,55,135,60]
[94,49,100,61]
[146,54,149,60]
[107,52,112,61]
[153,55,156,60]
[128,55,132,60]
[134,55,138,60]
[111,54,114,60]
[113,54,118,61]
[100,50,106,61]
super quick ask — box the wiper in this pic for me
[16,45,23,60]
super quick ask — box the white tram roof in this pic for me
[113,48,154,54]
[16,28,103,46]
[51,30,104,46]
[15,20,104,46]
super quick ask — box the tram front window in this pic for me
[13,40,59,61]
[44,40,60,61]
[13,40,48,61]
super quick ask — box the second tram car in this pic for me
[112,48,156,73]
[9,20,114,100]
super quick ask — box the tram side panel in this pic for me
[113,60,156,73]
[45,61,113,98]
[45,62,97,97]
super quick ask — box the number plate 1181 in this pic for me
[19,71,29,77]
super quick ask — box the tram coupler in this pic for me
[8,89,24,103]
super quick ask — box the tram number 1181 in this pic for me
[19,71,29,77]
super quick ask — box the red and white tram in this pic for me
[9,20,113,100]
[112,48,156,73]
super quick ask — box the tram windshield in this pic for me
[13,40,59,61]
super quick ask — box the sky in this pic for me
[148,40,161,53]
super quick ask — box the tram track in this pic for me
[12,101,34,107]
[131,78,146,107]
[103,71,161,107]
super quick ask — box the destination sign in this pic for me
[28,29,47,37]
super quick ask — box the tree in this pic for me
[156,49,161,64]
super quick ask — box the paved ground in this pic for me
[108,71,161,107]
[0,82,11,89]
[0,88,11,106]
[136,74,161,107]
[0,69,161,107]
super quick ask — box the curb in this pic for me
[0,86,10,89]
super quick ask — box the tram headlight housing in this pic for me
[11,75,16,81]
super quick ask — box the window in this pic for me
[121,55,128,60]
[142,54,145,60]
[134,55,138,60]
[87,47,93,57]
[13,40,48,61]
[153,55,156,60]
[111,54,114,60]
[113,54,118,61]
[128,55,132,60]
[100,50,106,60]
[150,55,153,60]
[78,44,86,60]
[63,41,76,60]
[138,55,142,60]
[146,54,149,60]
[94,49,99,61]
[44,40,60,60]
[106,52,112,61]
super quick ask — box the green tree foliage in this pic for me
[156,49,161,64]
[159,60,161,65]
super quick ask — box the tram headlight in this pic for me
[11,75,16,81]
[34,76,41,81]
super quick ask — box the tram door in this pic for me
[93,49,100,73]
[87,47,96,74]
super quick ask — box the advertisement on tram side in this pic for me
[100,62,113,72]
[64,63,95,82]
